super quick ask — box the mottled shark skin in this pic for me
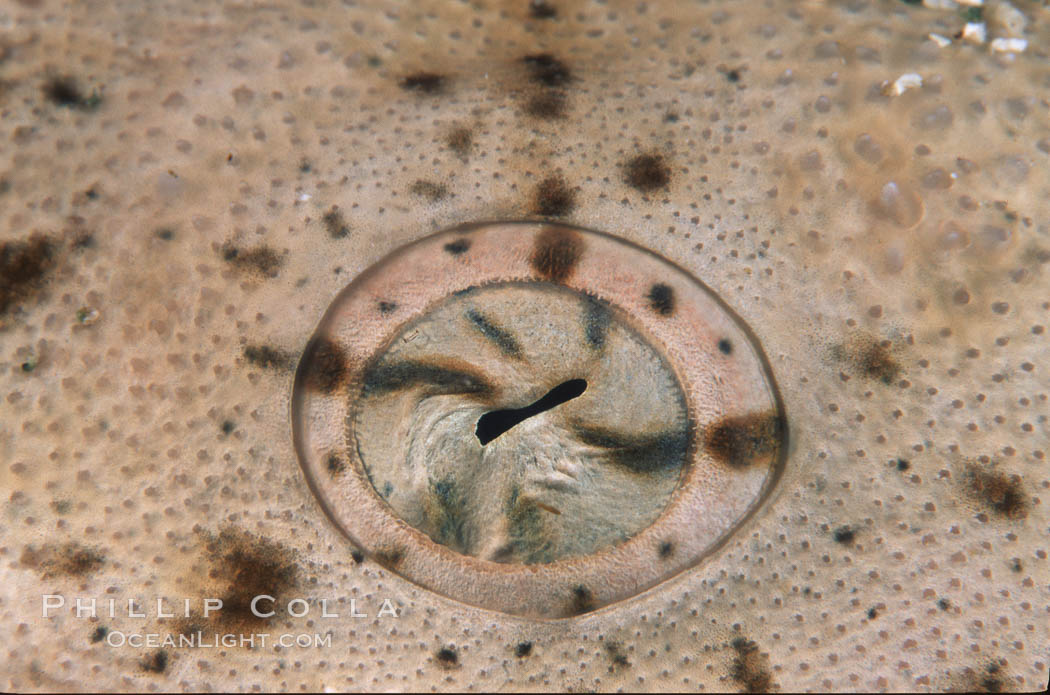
[1,0,1048,692]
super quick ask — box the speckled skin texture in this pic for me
[1,0,1048,692]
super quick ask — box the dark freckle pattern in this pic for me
[443,238,471,255]
[625,153,671,192]
[730,637,774,693]
[466,309,523,358]
[524,91,566,119]
[1,233,56,317]
[243,344,291,370]
[140,650,168,674]
[326,454,345,476]
[647,283,675,315]
[569,585,596,615]
[377,300,397,314]
[534,175,576,217]
[966,465,1027,519]
[832,526,855,544]
[529,0,557,19]
[409,179,448,201]
[529,226,583,282]
[896,458,910,471]
[718,338,733,355]
[221,243,282,278]
[582,295,610,351]
[322,206,349,239]
[522,54,571,87]
[399,72,446,93]
[704,411,785,468]
[435,646,458,667]
[302,336,349,394]
[659,541,674,558]
[515,641,533,657]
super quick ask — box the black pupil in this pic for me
[476,379,587,445]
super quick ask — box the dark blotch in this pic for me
[726,69,741,83]
[522,53,571,87]
[624,153,671,192]
[350,549,364,564]
[659,541,674,558]
[573,424,689,474]
[529,0,557,19]
[605,642,630,667]
[967,465,1027,519]
[938,598,951,611]
[326,454,346,476]
[377,300,397,314]
[835,337,901,384]
[896,458,910,471]
[523,91,566,119]
[533,176,576,217]
[467,309,523,358]
[867,607,878,619]
[220,420,235,435]
[436,646,458,667]
[363,359,493,397]
[301,336,349,394]
[703,411,785,469]
[446,127,473,157]
[443,238,471,255]
[718,338,733,355]
[0,234,56,317]
[833,526,855,545]
[515,641,533,657]
[200,528,298,630]
[90,626,108,643]
[530,226,583,282]
[409,180,448,201]
[373,548,405,568]
[155,228,175,241]
[221,243,282,278]
[243,344,291,370]
[322,206,350,239]
[140,650,168,674]
[729,637,774,693]
[647,283,675,315]
[399,72,446,94]
[582,295,610,351]
[43,75,101,110]
[20,542,105,578]
[569,585,596,615]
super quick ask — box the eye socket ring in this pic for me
[292,221,787,619]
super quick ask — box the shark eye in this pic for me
[292,222,786,618]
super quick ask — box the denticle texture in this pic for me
[1,0,1048,692]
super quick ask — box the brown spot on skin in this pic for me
[834,335,901,385]
[533,176,576,217]
[964,464,1027,519]
[729,637,775,693]
[42,75,100,110]
[833,526,855,545]
[659,541,674,558]
[409,180,448,201]
[377,300,397,313]
[646,283,675,315]
[443,239,470,255]
[435,646,458,668]
[704,411,785,469]
[191,528,299,632]
[20,542,105,578]
[604,642,630,668]
[326,453,346,476]
[301,336,350,394]
[321,206,349,239]
[523,91,566,119]
[521,54,571,87]
[243,344,291,370]
[221,243,282,278]
[528,0,557,19]
[399,72,446,94]
[140,650,168,674]
[515,641,533,657]
[568,585,596,616]
[529,226,583,282]
[90,626,108,643]
[446,127,472,157]
[1,233,56,317]
[373,548,405,568]
[624,153,671,192]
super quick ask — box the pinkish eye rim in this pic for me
[292,220,787,619]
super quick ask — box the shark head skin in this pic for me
[1,0,1048,692]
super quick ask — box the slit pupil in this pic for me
[476,378,587,445]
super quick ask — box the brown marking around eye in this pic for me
[572,423,689,474]
[466,309,523,358]
[301,336,350,394]
[703,411,785,469]
[529,226,583,282]
[362,358,495,397]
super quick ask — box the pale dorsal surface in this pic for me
[1,0,1047,692]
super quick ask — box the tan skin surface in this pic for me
[1,0,1048,692]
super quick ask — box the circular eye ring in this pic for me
[292,221,787,619]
